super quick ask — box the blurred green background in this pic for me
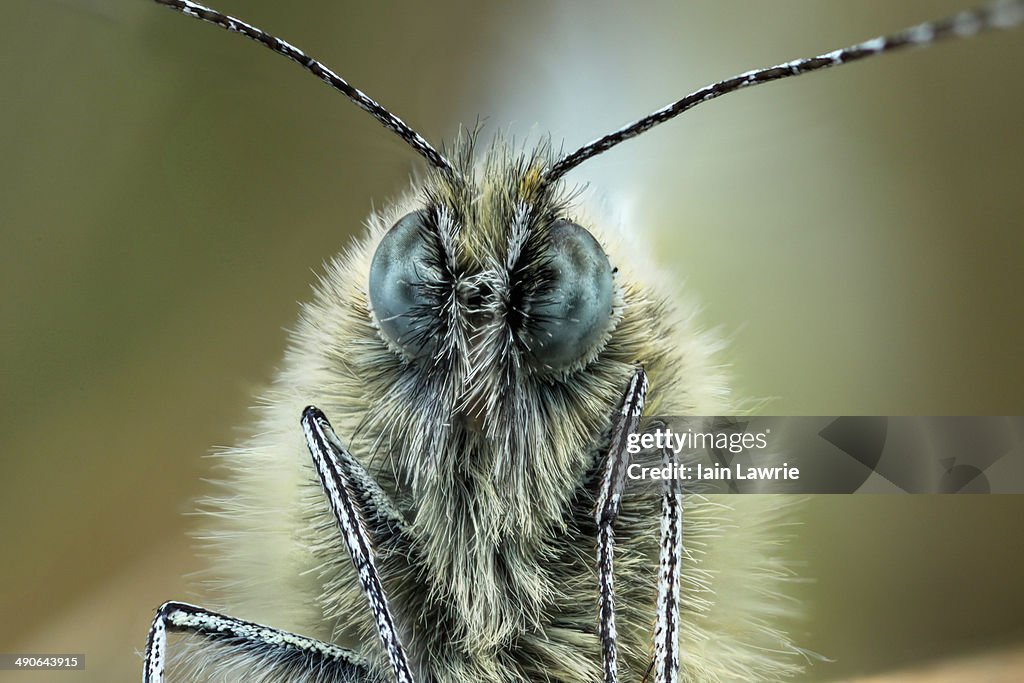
[2,1,1023,681]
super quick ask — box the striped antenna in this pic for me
[153,0,456,176]
[547,0,1024,181]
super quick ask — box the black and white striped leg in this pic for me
[594,367,648,683]
[301,406,415,683]
[305,407,409,545]
[143,600,369,683]
[653,446,682,683]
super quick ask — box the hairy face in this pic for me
[351,144,637,524]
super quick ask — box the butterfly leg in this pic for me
[301,406,415,683]
[143,600,370,683]
[594,367,648,683]
[652,443,682,683]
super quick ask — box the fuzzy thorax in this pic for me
[190,137,804,683]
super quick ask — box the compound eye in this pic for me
[523,220,614,370]
[368,210,439,359]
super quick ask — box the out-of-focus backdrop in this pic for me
[2,1,1023,681]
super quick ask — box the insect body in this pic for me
[144,2,1024,682]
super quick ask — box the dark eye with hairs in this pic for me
[520,220,615,371]
[368,210,441,359]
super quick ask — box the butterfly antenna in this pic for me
[547,0,1024,181]
[153,0,457,177]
